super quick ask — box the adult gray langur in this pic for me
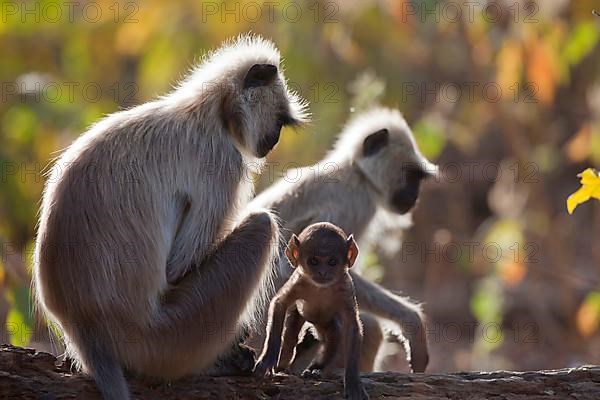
[33,35,308,400]
[249,108,436,373]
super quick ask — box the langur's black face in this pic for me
[256,113,297,158]
[256,124,282,158]
[390,166,428,214]
[359,127,434,215]
[238,63,303,158]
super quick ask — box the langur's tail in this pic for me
[75,336,130,400]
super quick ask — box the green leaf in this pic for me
[413,120,446,160]
[2,106,38,145]
[361,251,384,283]
[470,277,503,324]
[471,277,505,351]
[5,285,34,346]
[563,22,600,66]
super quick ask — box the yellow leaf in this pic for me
[577,292,600,338]
[567,168,600,214]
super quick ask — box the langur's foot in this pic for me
[208,344,257,376]
[301,367,323,379]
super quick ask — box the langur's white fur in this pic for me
[250,107,435,373]
[33,34,307,400]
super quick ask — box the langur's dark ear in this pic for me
[285,234,301,268]
[363,129,389,157]
[244,64,278,89]
[346,234,359,268]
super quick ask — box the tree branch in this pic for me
[1,344,599,399]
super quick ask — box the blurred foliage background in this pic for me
[1,0,600,372]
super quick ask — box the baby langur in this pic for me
[255,223,369,400]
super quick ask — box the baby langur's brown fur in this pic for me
[255,223,369,400]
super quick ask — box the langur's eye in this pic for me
[328,258,338,267]
[308,257,319,266]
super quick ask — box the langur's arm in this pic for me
[276,305,305,371]
[351,272,428,372]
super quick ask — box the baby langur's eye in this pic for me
[328,258,338,267]
[308,257,319,266]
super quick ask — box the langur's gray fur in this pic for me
[33,35,308,400]
[250,108,436,373]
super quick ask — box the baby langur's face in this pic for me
[286,223,359,286]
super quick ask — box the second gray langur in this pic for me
[250,107,436,373]
[33,35,307,400]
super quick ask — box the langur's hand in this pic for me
[253,356,276,378]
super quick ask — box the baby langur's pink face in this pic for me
[285,223,359,286]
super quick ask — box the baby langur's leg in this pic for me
[285,325,319,374]
[276,306,305,372]
[358,313,383,372]
[302,320,341,378]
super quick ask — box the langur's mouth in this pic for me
[256,127,282,157]
[391,190,419,214]
[311,277,335,287]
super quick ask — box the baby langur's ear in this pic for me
[244,64,278,89]
[346,234,359,268]
[285,234,301,268]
